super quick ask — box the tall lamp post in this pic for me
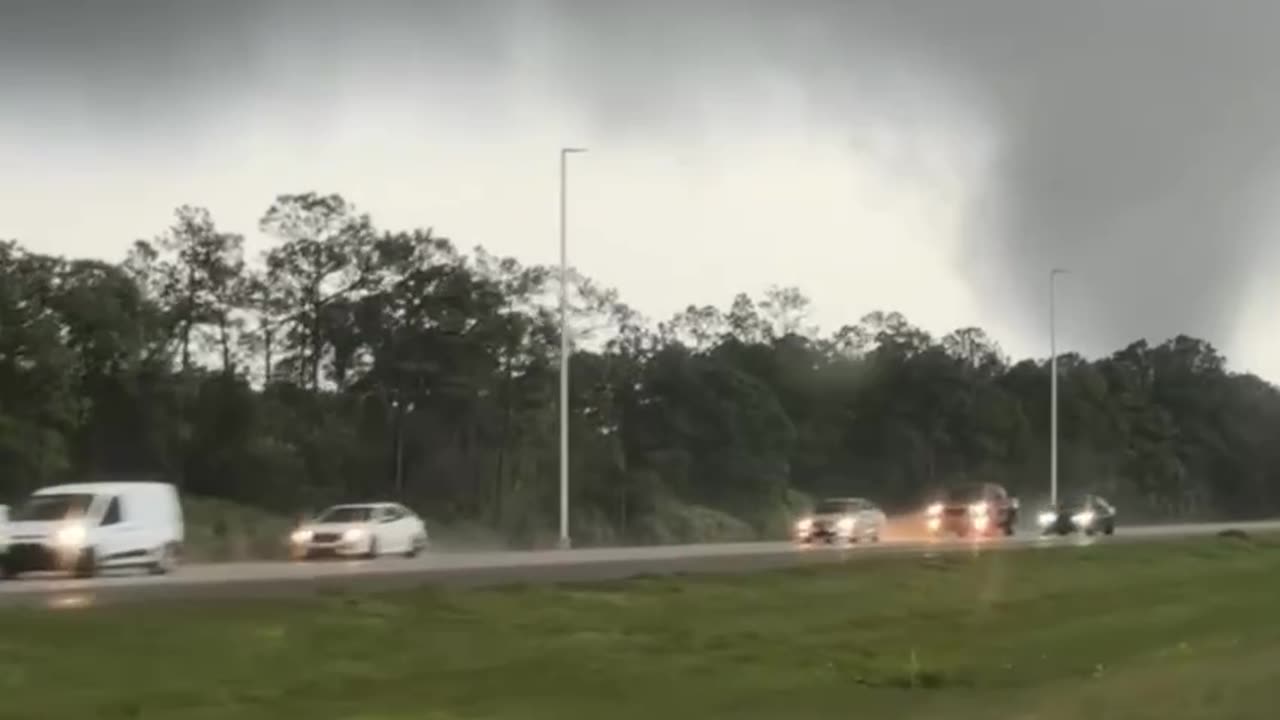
[559,147,587,549]
[390,395,416,499]
[1050,268,1069,507]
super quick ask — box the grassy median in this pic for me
[2,535,1280,719]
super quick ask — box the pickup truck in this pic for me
[924,482,1019,537]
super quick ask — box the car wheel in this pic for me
[1104,521,1115,536]
[364,537,379,560]
[148,543,178,575]
[405,534,426,558]
[0,558,17,580]
[1003,521,1015,537]
[72,548,97,579]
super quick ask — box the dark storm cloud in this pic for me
[535,0,1280,355]
[0,0,521,138]
[1,1,260,118]
[4,0,1278,357]
[881,1,1280,354]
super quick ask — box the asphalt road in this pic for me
[2,518,1277,609]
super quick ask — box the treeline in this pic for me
[2,192,1278,545]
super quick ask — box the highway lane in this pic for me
[2,518,1278,609]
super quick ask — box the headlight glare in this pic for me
[1072,511,1096,526]
[54,524,86,547]
[290,529,313,544]
[926,503,943,517]
[836,516,856,533]
[1037,511,1056,527]
[342,527,366,542]
[796,518,813,532]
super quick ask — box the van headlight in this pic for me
[55,524,87,548]
[342,527,366,542]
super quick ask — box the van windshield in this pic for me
[316,506,374,523]
[13,493,94,521]
[942,485,986,503]
[814,499,858,514]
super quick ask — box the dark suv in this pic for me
[1038,493,1116,536]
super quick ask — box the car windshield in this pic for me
[814,499,857,514]
[1064,495,1102,511]
[315,506,374,523]
[942,485,985,503]
[1059,496,1083,510]
[13,493,94,521]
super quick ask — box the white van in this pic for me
[1,482,183,578]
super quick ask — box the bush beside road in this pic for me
[177,495,793,561]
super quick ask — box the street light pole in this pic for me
[559,147,586,550]
[1050,268,1068,507]
[394,400,414,499]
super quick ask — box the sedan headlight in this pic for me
[836,516,856,533]
[1072,511,1096,527]
[1037,511,1057,527]
[795,518,813,532]
[54,523,87,548]
[926,503,943,517]
[290,528,313,544]
[342,527,366,542]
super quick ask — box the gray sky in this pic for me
[3,0,1279,380]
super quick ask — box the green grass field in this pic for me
[3,535,1280,719]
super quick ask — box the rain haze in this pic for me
[3,0,1279,380]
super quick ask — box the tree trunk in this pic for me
[219,316,233,374]
[180,318,191,373]
[493,347,516,524]
[263,324,274,385]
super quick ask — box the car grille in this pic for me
[943,507,968,517]
[312,532,341,543]
[6,543,56,570]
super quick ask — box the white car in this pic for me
[1,482,184,578]
[795,497,888,544]
[289,503,428,560]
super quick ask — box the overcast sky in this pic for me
[3,0,1279,380]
